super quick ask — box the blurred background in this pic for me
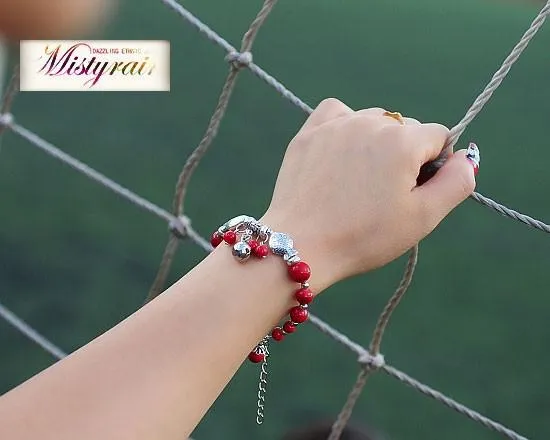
[1,0,550,439]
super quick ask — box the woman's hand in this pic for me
[261,99,477,291]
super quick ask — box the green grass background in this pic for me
[1,0,550,438]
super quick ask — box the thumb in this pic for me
[414,144,479,227]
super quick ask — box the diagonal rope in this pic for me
[327,3,550,435]
[0,119,210,252]
[161,0,312,114]
[163,0,549,235]
[432,0,550,218]
[447,0,550,150]
[146,0,280,302]
[0,301,66,360]
[309,314,529,440]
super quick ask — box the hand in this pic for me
[261,98,477,291]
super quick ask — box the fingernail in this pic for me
[466,142,480,176]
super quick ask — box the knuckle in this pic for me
[317,97,345,112]
[378,124,411,149]
[404,117,421,125]
[345,113,377,132]
[357,106,386,115]
[370,106,387,113]
[287,128,314,152]
[425,122,451,139]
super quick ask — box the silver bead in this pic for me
[284,249,300,265]
[301,282,310,289]
[260,225,272,237]
[224,215,256,231]
[248,220,262,234]
[268,232,294,256]
[285,256,301,265]
[284,248,299,259]
[232,241,251,262]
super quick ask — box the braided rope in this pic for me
[328,245,419,439]
[146,0,279,301]
[0,301,66,360]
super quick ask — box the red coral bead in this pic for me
[253,244,269,258]
[248,239,259,250]
[210,232,223,247]
[271,327,285,341]
[223,230,237,244]
[248,351,265,363]
[289,306,308,323]
[295,287,314,305]
[283,321,296,334]
[288,261,311,282]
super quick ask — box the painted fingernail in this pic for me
[466,142,480,176]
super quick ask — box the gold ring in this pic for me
[383,111,405,125]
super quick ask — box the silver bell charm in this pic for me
[232,241,252,262]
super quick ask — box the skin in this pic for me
[0,0,114,40]
[0,5,478,440]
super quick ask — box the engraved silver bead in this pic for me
[232,241,252,262]
[268,232,294,256]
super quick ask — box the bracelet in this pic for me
[211,214,315,424]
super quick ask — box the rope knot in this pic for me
[0,113,14,128]
[225,51,253,69]
[169,215,191,239]
[358,351,385,370]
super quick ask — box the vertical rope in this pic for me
[327,367,371,440]
[147,0,280,301]
[328,246,418,439]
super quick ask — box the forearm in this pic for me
[0,233,319,440]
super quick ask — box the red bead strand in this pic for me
[295,287,313,305]
[211,221,315,360]
[223,230,237,244]
[289,305,309,323]
[288,261,311,282]
[283,321,296,334]
[248,351,265,363]
[210,232,223,247]
[271,327,285,341]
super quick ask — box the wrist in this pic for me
[258,210,340,293]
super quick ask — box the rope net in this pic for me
[1,1,550,439]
